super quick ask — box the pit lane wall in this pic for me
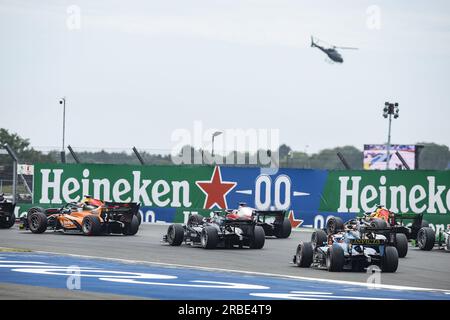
[17,164,450,232]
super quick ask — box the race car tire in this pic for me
[311,229,328,250]
[0,211,15,229]
[326,244,345,272]
[274,219,292,239]
[382,246,399,272]
[187,214,204,226]
[122,215,139,236]
[201,226,219,249]
[326,217,344,235]
[417,227,435,251]
[370,218,388,229]
[250,226,265,249]
[82,215,102,236]
[394,233,408,258]
[27,210,48,234]
[295,241,313,267]
[137,212,142,225]
[370,218,389,237]
[167,224,184,246]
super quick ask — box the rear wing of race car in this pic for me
[254,210,287,222]
[391,212,424,229]
[103,202,140,214]
[360,225,400,243]
[101,202,140,223]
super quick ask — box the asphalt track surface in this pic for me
[1,224,450,299]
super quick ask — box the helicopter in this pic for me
[311,36,358,63]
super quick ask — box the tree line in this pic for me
[1,128,449,175]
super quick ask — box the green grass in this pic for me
[0,247,32,252]
[0,185,30,195]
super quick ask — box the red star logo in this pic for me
[196,167,237,209]
[288,210,303,228]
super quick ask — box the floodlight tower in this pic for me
[59,97,66,163]
[382,102,399,170]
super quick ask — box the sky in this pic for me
[0,0,449,155]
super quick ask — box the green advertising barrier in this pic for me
[24,163,450,231]
[33,163,215,209]
[319,170,450,231]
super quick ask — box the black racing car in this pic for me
[356,210,436,257]
[294,217,399,272]
[0,194,16,229]
[163,209,265,249]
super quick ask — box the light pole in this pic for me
[59,97,66,163]
[382,102,399,170]
[211,131,222,158]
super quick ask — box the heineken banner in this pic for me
[320,170,450,231]
[27,164,450,232]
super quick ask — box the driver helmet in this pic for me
[371,205,390,222]
[81,195,103,210]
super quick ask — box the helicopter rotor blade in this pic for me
[334,46,358,50]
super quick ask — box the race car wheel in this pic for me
[201,226,219,249]
[370,218,388,229]
[311,229,328,250]
[382,246,399,272]
[122,215,139,236]
[137,212,142,225]
[394,233,408,258]
[0,211,15,229]
[417,227,435,251]
[28,210,48,234]
[187,214,204,226]
[370,218,389,237]
[167,224,184,246]
[326,244,344,272]
[82,215,102,236]
[250,226,265,249]
[326,217,344,235]
[295,241,313,267]
[274,219,292,239]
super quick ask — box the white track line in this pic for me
[27,250,450,295]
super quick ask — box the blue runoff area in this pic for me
[0,252,449,300]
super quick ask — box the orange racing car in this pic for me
[20,196,141,236]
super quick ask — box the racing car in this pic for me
[359,206,436,255]
[426,224,450,252]
[163,206,266,249]
[0,193,16,229]
[444,227,450,252]
[230,203,292,238]
[20,196,141,236]
[293,217,399,272]
[325,213,409,258]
